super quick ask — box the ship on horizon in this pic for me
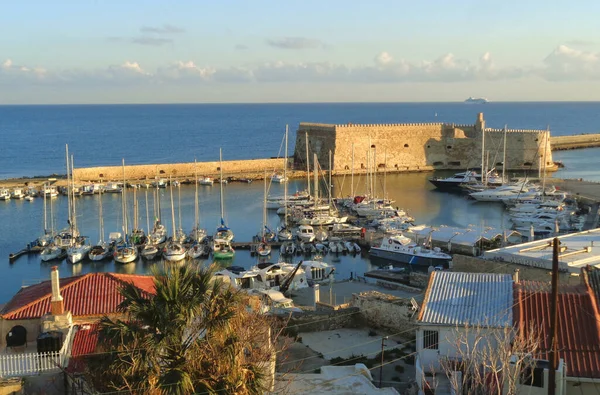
[464,96,489,104]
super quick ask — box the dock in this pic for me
[550,134,600,151]
[9,244,43,261]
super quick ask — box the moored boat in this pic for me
[369,235,452,269]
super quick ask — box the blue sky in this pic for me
[2,0,600,104]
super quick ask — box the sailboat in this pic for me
[162,176,187,262]
[188,160,208,259]
[130,187,147,247]
[114,160,138,264]
[89,188,110,261]
[277,126,294,241]
[140,187,159,260]
[213,148,235,259]
[67,154,90,264]
[36,182,54,247]
[257,170,272,257]
[40,186,64,262]
[149,184,167,244]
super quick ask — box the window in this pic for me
[520,366,544,388]
[423,330,439,350]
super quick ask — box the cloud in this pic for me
[564,39,595,47]
[140,24,185,34]
[235,44,248,50]
[7,44,600,89]
[266,37,325,50]
[540,45,600,81]
[131,37,173,46]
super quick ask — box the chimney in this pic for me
[50,266,64,315]
[513,269,520,284]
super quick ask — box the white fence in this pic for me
[0,326,75,378]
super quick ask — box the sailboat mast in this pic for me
[313,153,319,207]
[65,145,71,229]
[49,189,54,235]
[71,155,77,233]
[177,182,182,236]
[99,188,104,243]
[122,159,128,239]
[219,148,225,221]
[284,126,288,225]
[263,169,267,237]
[328,150,332,207]
[145,188,151,236]
[351,143,355,198]
[372,145,377,208]
[43,182,47,233]
[481,127,486,186]
[194,159,199,230]
[305,131,311,196]
[502,125,507,182]
[169,176,176,239]
[541,127,550,198]
[384,149,387,200]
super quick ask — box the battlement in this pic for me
[485,128,548,134]
[334,122,444,128]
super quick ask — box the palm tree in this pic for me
[89,264,275,395]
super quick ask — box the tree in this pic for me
[432,324,542,395]
[83,263,279,395]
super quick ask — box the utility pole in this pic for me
[379,336,388,387]
[548,237,559,395]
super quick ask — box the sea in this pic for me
[0,102,599,304]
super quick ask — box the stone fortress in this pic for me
[293,113,554,174]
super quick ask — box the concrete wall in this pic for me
[73,158,287,182]
[351,291,416,332]
[286,307,361,333]
[294,114,554,174]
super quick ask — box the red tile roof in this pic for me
[67,324,100,374]
[514,281,600,379]
[1,273,155,320]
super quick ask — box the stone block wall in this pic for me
[351,291,417,332]
[286,307,361,333]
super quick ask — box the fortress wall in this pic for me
[293,114,554,173]
[73,158,287,182]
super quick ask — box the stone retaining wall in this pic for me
[551,134,600,150]
[351,291,417,332]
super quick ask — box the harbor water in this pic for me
[0,102,599,303]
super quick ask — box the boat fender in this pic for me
[388,239,392,244]
[361,228,366,238]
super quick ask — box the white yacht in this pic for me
[10,189,24,199]
[296,225,315,242]
[0,189,10,200]
[271,173,288,183]
[464,97,489,104]
[199,176,214,186]
[429,171,480,191]
[369,235,452,268]
[301,260,334,284]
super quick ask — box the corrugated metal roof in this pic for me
[584,266,600,308]
[418,271,513,327]
[514,281,600,379]
[1,273,155,320]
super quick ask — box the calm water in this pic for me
[0,102,599,303]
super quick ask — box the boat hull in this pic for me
[369,247,452,268]
[428,179,465,192]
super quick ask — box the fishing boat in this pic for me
[89,189,110,261]
[213,238,235,259]
[163,177,186,262]
[369,235,452,268]
[199,176,214,186]
[114,159,138,264]
[297,225,315,242]
[25,195,34,202]
[104,182,122,193]
[0,189,10,200]
[271,173,287,183]
[11,189,24,199]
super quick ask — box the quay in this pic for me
[550,134,600,150]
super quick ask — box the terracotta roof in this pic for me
[1,273,155,320]
[514,281,600,379]
[584,266,600,307]
[418,271,513,327]
[67,324,99,374]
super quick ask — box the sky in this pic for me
[2,0,600,104]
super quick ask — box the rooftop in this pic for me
[67,324,100,373]
[418,272,513,327]
[1,273,155,320]
[514,281,600,378]
[483,228,600,273]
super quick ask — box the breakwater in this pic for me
[550,134,600,150]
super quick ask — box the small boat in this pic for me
[0,189,11,200]
[153,179,167,188]
[213,239,235,259]
[271,173,288,183]
[187,242,208,259]
[163,240,187,262]
[40,244,65,262]
[257,241,272,257]
[140,243,159,260]
[277,226,293,241]
[280,241,296,256]
[199,176,214,186]
[89,243,110,261]
[104,182,122,193]
[113,245,138,264]
[11,189,24,199]
[296,225,315,242]
[25,196,34,202]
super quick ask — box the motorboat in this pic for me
[297,215,348,227]
[213,238,235,259]
[301,260,334,284]
[104,182,122,193]
[25,196,34,202]
[280,241,296,256]
[369,235,453,269]
[257,241,272,257]
[252,289,302,315]
[153,179,167,188]
[296,225,315,242]
[0,189,10,200]
[271,173,288,183]
[41,185,58,198]
[429,171,480,192]
[10,189,24,199]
